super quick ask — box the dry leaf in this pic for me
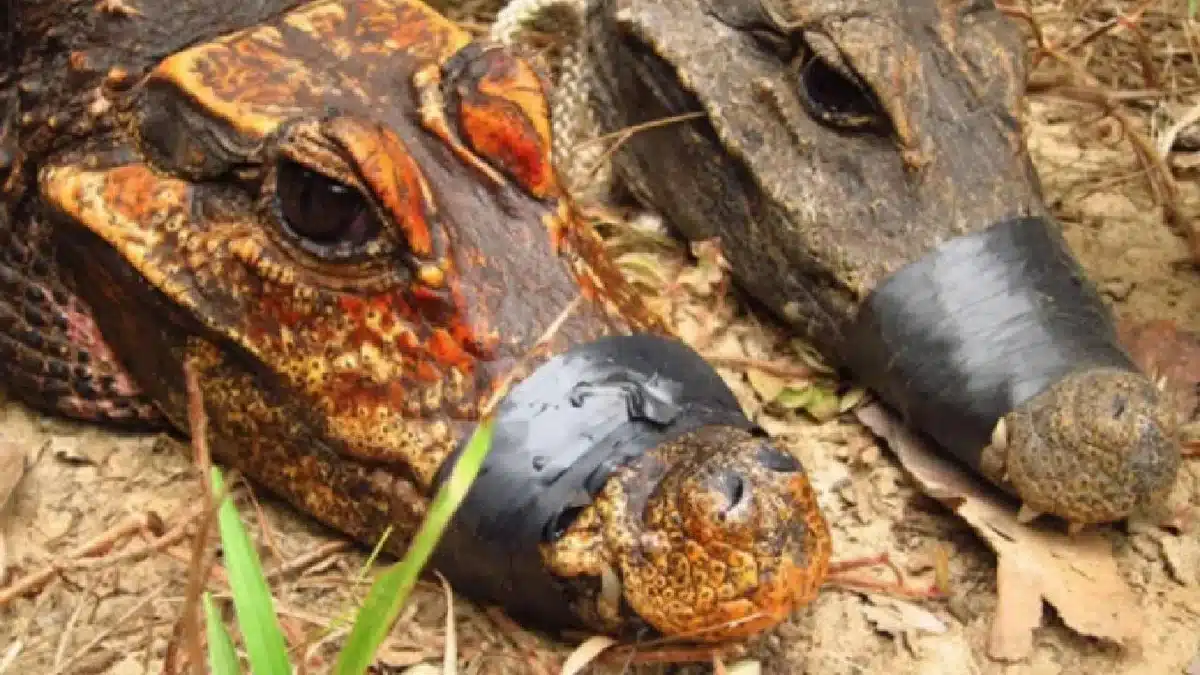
[677,238,730,295]
[839,387,869,414]
[615,251,670,290]
[0,640,23,674]
[0,440,27,515]
[804,386,842,422]
[379,648,428,669]
[1118,318,1200,423]
[747,369,787,402]
[774,384,842,422]
[725,660,762,675]
[789,338,836,375]
[1161,534,1200,586]
[560,635,617,675]
[855,402,1145,662]
[860,597,949,639]
[438,572,456,675]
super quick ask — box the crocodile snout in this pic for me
[989,367,1182,528]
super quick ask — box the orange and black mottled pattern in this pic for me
[2,0,830,641]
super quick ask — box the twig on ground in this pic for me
[700,354,816,381]
[0,532,7,587]
[1157,101,1200,159]
[0,640,22,675]
[264,540,351,584]
[1002,1,1200,265]
[246,484,285,564]
[824,552,946,601]
[67,505,203,571]
[569,113,705,188]
[47,581,170,675]
[0,512,164,607]
[438,572,457,675]
[169,356,228,675]
[51,573,99,671]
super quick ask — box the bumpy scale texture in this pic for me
[1,0,831,641]
[491,0,1183,528]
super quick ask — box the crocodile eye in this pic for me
[796,52,886,132]
[274,159,382,259]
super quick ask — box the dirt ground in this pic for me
[3,1,1200,674]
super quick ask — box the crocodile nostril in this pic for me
[715,471,748,515]
[1111,394,1127,419]
[756,444,801,473]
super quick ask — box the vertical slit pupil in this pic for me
[276,159,373,245]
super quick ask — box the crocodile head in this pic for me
[27,0,829,641]
[577,0,1181,528]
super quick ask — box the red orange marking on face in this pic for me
[454,51,556,199]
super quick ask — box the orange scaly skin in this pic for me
[0,0,830,641]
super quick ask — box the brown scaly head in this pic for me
[573,0,1182,529]
[8,0,829,640]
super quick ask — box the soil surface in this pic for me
[2,2,1200,674]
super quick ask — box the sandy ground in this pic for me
[2,1,1200,674]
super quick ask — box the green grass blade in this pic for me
[333,417,496,675]
[210,467,293,675]
[203,592,241,675]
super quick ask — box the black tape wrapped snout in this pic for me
[844,215,1139,475]
[428,334,757,633]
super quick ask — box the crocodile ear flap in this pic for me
[440,43,560,201]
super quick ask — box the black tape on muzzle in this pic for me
[843,216,1139,472]
[429,333,758,632]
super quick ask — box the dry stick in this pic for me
[52,573,100,670]
[1125,22,1164,92]
[0,512,161,606]
[825,576,944,601]
[1056,0,1158,62]
[1004,4,1199,264]
[824,552,944,600]
[163,546,229,586]
[569,112,707,187]
[612,646,729,667]
[0,532,7,587]
[1157,100,1200,159]
[245,481,285,564]
[264,540,351,584]
[438,571,457,675]
[0,641,22,675]
[699,354,817,381]
[140,620,156,675]
[170,357,227,675]
[828,552,891,576]
[46,582,171,675]
[66,504,205,571]
[1040,78,1192,259]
